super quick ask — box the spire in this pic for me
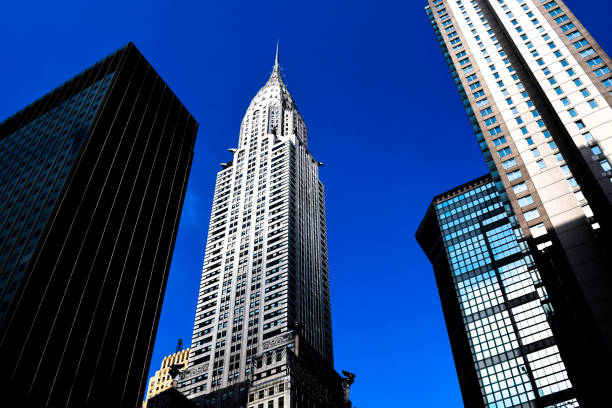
[273,41,280,74]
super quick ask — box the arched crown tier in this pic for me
[238,45,308,147]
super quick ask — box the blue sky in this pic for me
[1,1,610,406]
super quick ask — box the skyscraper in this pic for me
[179,47,349,408]
[420,0,612,406]
[145,347,191,408]
[0,43,198,407]
[417,175,579,408]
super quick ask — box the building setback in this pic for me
[178,47,351,408]
[0,43,198,407]
[421,0,612,406]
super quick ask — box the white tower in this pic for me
[181,46,334,402]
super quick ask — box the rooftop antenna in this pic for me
[176,338,183,353]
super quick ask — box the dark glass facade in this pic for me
[0,43,198,407]
[0,73,113,322]
[417,175,578,408]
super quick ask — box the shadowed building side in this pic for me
[0,43,198,408]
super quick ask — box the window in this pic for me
[537,159,546,169]
[587,56,603,67]
[502,158,517,169]
[520,126,528,135]
[489,126,502,136]
[591,145,602,155]
[485,117,498,126]
[498,147,512,158]
[476,98,489,107]
[579,48,596,58]
[548,141,558,150]
[583,132,593,141]
[513,182,528,194]
[560,97,570,106]
[508,169,522,181]
[544,3,558,11]
[573,78,583,87]
[568,177,578,187]
[588,99,598,108]
[601,159,612,172]
[493,136,507,146]
[573,39,589,49]
[473,90,486,98]
[568,108,577,117]
[554,87,563,95]
[603,78,612,88]
[481,107,493,116]
[462,66,475,75]
[549,8,562,17]
[580,88,591,97]
[531,148,541,157]
[518,195,534,207]
[575,120,585,129]
[526,137,534,145]
[594,66,611,77]
[524,208,540,221]
[567,31,582,40]
[530,223,547,238]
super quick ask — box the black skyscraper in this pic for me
[0,43,198,407]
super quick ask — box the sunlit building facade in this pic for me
[420,0,612,406]
[144,348,191,408]
[179,48,351,408]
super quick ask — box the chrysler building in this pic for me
[177,47,352,408]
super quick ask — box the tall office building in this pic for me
[178,48,350,408]
[145,347,191,408]
[421,0,612,406]
[0,43,198,407]
[417,175,579,408]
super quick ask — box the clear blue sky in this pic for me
[1,1,610,406]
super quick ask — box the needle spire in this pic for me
[273,41,280,73]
